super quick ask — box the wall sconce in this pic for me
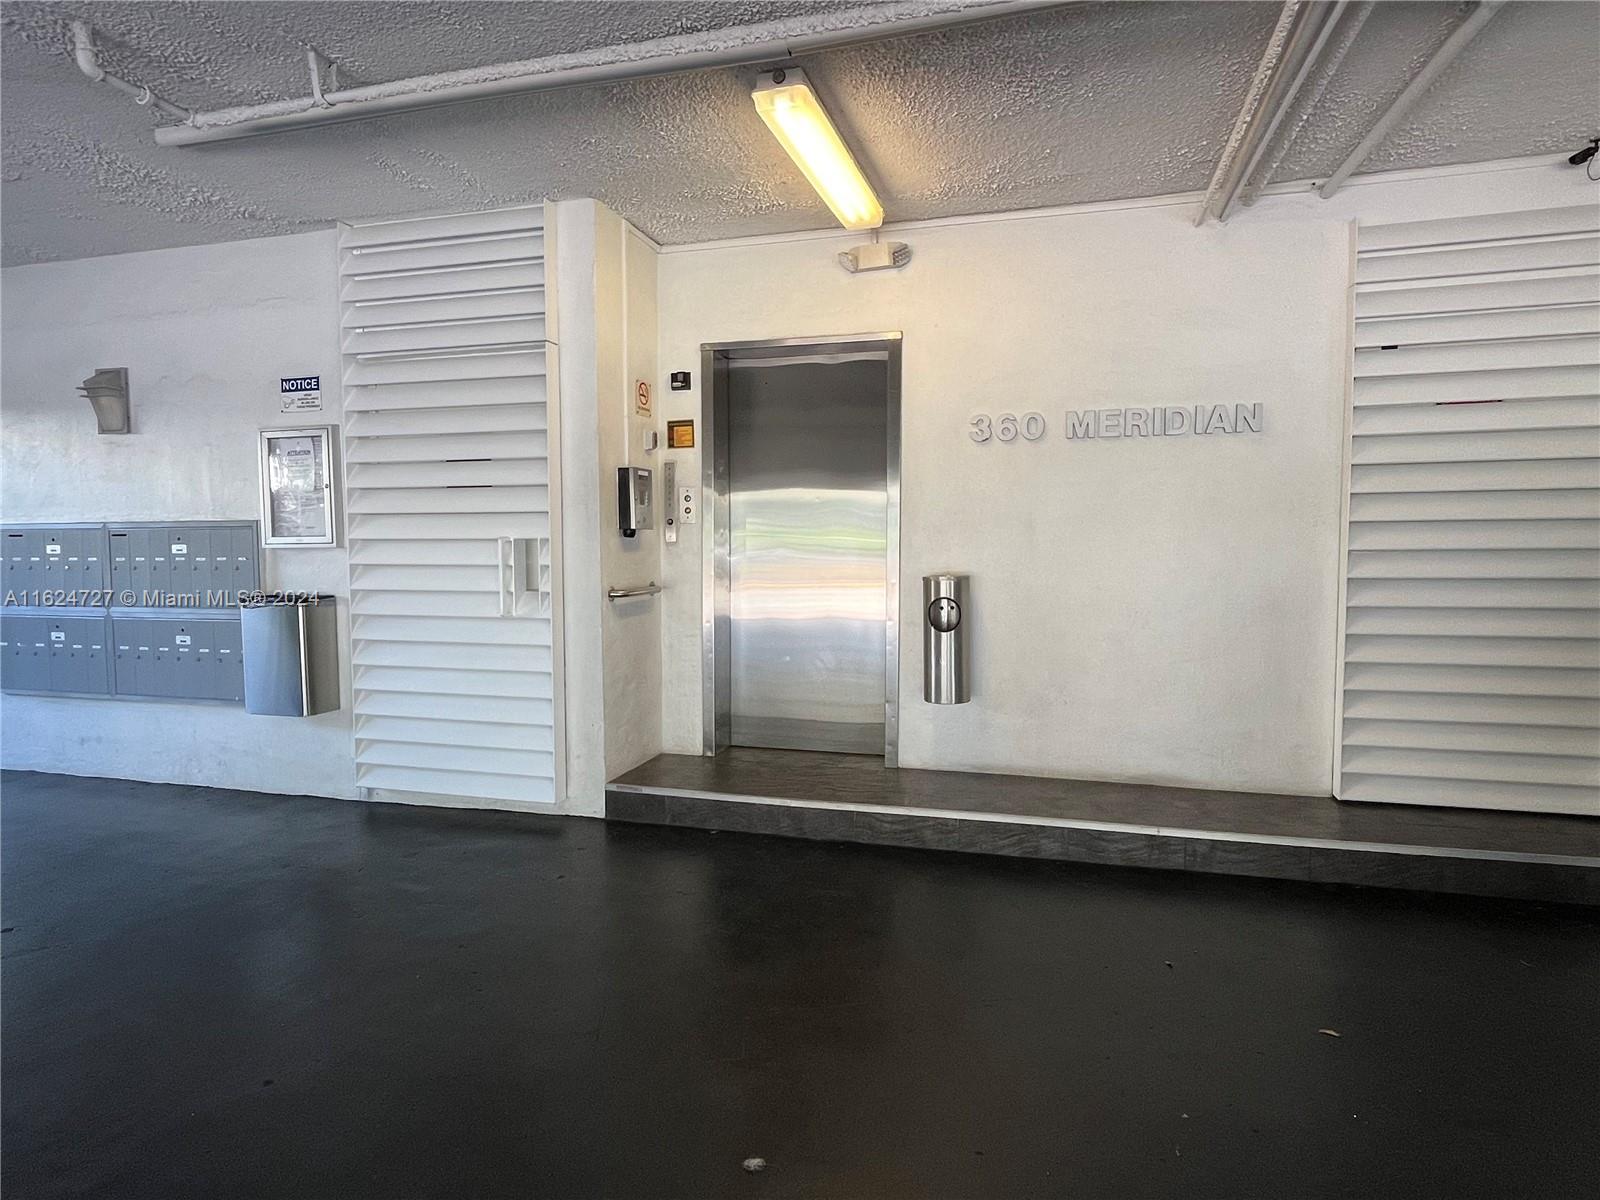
[78,367,130,434]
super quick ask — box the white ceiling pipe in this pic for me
[71,20,191,123]
[1317,0,1505,199]
[1218,0,1353,221]
[305,47,335,108]
[153,1,1060,148]
[1238,0,1375,208]
[1194,1,1345,227]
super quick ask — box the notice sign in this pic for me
[280,375,323,413]
[260,425,337,546]
[635,379,652,417]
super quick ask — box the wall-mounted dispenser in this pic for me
[77,367,130,434]
[617,466,653,538]
[923,573,970,704]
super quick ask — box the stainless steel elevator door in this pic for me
[726,353,888,754]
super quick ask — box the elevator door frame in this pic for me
[701,333,902,766]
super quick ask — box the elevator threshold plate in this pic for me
[607,749,1599,906]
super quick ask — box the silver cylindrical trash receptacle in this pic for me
[923,573,970,704]
[241,594,340,716]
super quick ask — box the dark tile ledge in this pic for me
[608,751,1599,905]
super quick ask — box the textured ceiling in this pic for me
[2,1,1596,265]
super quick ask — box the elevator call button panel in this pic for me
[662,462,678,544]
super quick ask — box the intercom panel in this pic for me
[617,466,654,537]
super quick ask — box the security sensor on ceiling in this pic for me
[838,241,910,273]
[77,367,131,434]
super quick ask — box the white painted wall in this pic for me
[0,231,355,799]
[553,201,605,814]
[3,158,1585,808]
[553,200,661,815]
[655,157,1596,797]
[600,209,663,781]
[1,203,658,815]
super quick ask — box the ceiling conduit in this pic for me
[107,1,1061,148]
[1238,0,1375,209]
[1317,0,1506,198]
[70,20,191,123]
[1194,0,1349,225]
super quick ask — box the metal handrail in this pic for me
[607,582,663,600]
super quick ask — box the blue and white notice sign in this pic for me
[279,375,323,413]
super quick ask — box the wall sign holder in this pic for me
[259,426,340,547]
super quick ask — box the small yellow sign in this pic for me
[667,420,695,449]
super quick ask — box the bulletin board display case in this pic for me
[259,426,339,547]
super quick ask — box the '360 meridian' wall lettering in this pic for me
[969,404,1264,443]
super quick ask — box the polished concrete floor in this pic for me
[4,769,1598,1199]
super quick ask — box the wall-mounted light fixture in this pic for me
[77,367,131,434]
[753,68,883,231]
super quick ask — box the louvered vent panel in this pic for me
[339,206,556,808]
[1339,205,1600,815]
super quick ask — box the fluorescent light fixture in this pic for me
[753,69,883,231]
